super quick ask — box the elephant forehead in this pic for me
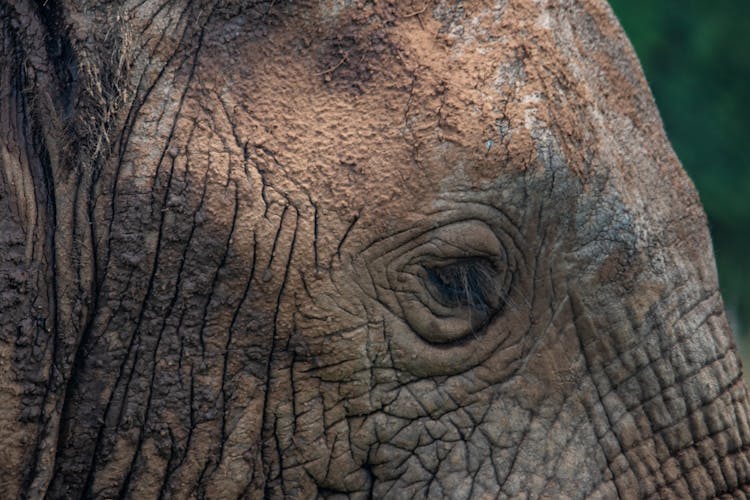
[194,0,635,213]
[201,46,484,209]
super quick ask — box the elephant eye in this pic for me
[381,219,513,345]
[423,258,500,312]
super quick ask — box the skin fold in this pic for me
[1,0,749,498]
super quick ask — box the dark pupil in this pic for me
[425,260,493,309]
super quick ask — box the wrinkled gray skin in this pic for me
[2,0,750,498]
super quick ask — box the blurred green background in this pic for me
[609,1,750,344]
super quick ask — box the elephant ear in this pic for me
[0,2,296,497]
[0,1,131,495]
[0,2,78,496]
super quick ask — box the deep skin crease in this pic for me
[1,0,750,498]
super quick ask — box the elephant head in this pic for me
[2,0,749,498]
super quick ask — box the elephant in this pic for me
[1,0,749,498]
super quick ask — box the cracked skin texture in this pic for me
[2,0,750,498]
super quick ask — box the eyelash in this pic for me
[424,258,499,310]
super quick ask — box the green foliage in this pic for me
[609,0,750,335]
